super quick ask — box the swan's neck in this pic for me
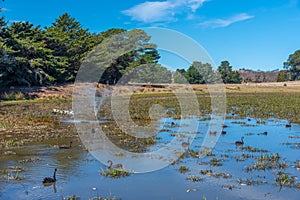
[53,170,56,181]
[108,160,112,168]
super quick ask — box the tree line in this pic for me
[0,12,299,88]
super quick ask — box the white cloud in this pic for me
[200,13,254,28]
[185,0,206,12]
[122,0,207,23]
[122,1,173,23]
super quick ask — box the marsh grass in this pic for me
[100,169,130,178]
[1,91,300,149]
[210,158,222,166]
[5,167,24,180]
[237,178,267,186]
[252,153,281,171]
[1,91,24,101]
[0,99,77,148]
[89,197,120,200]
[178,166,189,174]
[63,195,80,200]
[275,172,296,187]
[186,175,203,182]
[1,139,22,147]
[241,146,269,153]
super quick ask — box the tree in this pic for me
[217,61,242,84]
[45,13,100,82]
[277,70,290,82]
[0,12,163,87]
[284,50,300,80]
[174,62,216,84]
[174,69,188,84]
[185,62,205,84]
[0,20,62,87]
[129,63,172,83]
[93,29,160,85]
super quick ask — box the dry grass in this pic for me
[1,81,300,100]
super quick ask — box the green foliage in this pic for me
[1,9,298,87]
[277,70,290,82]
[83,29,163,85]
[174,69,188,84]
[186,62,205,84]
[45,13,102,82]
[284,50,300,80]
[0,12,160,87]
[128,63,172,83]
[176,61,216,84]
[218,61,242,84]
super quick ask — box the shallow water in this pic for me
[0,116,300,200]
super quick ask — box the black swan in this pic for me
[171,122,176,127]
[107,160,123,170]
[286,124,292,128]
[235,137,244,146]
[43,168,57,184]
[59,141,72,149]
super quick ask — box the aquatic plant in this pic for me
[214,172,232,179]
[210,158,222,166]
[237,178,266,186]
[275,172,295,187]
[188,149,199,158]
[63,195,80,200]
[89,197,121,200]
[186,175,203,182]
[100,169,130,178]
[241,146,268,153]
[178,166,189,174]
[19,157,42,163]
[7,171,23,180]
[200,169,213,176]
[253,153,281,171]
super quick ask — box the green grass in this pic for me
[0,91,299,150]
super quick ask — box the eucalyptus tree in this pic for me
[284,50,300,80]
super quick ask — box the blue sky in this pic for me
[1,0,300,71]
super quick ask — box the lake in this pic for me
[0,116,299,200]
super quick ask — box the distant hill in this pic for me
[238,69,279,82]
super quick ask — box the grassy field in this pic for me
[0,82,299,148]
